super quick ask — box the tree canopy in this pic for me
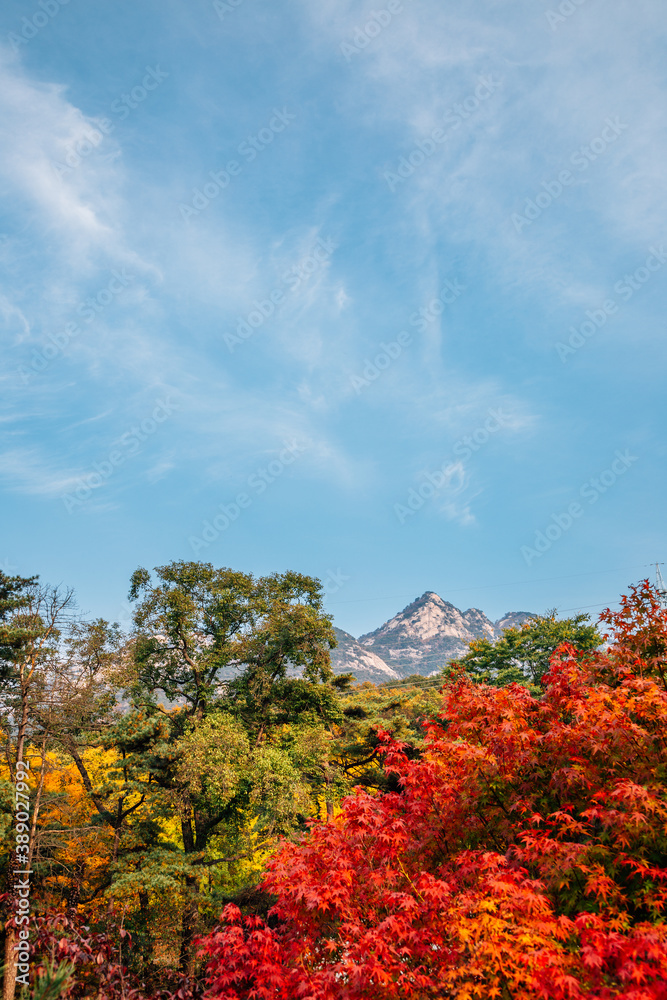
[452,610,602,688]
[4,570,667,1000]
[200,582,667,999]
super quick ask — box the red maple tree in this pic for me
[199,582,667,999]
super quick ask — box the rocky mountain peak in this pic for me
[330,593,535,681]
[359,591,492,647]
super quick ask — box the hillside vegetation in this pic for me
[1,566,665,999]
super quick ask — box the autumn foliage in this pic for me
[24,909,203,1000]
[199,583,667,999]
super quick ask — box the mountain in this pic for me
[330,627,401,684]
[494,611,537,632]
[330,592,534,681]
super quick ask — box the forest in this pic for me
[1,563,666,999]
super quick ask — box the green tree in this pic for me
[328,678,443,796]
[451,611,601,689]
[124,561,341,973]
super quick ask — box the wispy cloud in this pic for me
[0,447,83,498]
[0,0,664,636]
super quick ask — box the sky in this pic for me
[0,0,665,639]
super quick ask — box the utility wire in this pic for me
[326,565,651,606]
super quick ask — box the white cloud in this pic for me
[297,0,667,309]
[0,48,121,267]
[0,294,31,345]
[0,447,84,498]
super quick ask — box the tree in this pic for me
[0,588,165,991]
[123,561,341,973]
[199,582,667,998]
[0,573,76,1000]
[453,610,601,688]
[0,562,347,985]
[23,618,130,912]
[26,907,204,999]
[327,678,443,798]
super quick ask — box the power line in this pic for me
[326,565,651,607]
[556,601,621,613]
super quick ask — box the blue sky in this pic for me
[1,0,665,638]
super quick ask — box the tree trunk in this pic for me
[2,922,17,1000]
[15,671,31,771]
[3,681,31,1000]
[2,851,19,1000]
[2,744,47,1000]
[27,736,47,871]
[325,768,334,821]
[179,816,199,975]
[178,873,199,976]
[138,889,153,975]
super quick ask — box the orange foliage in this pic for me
[200,583,667,998]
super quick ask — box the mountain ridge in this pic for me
[330,591,534,682]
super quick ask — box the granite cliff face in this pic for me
[330,592,534,681]
[330,627,401,684]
